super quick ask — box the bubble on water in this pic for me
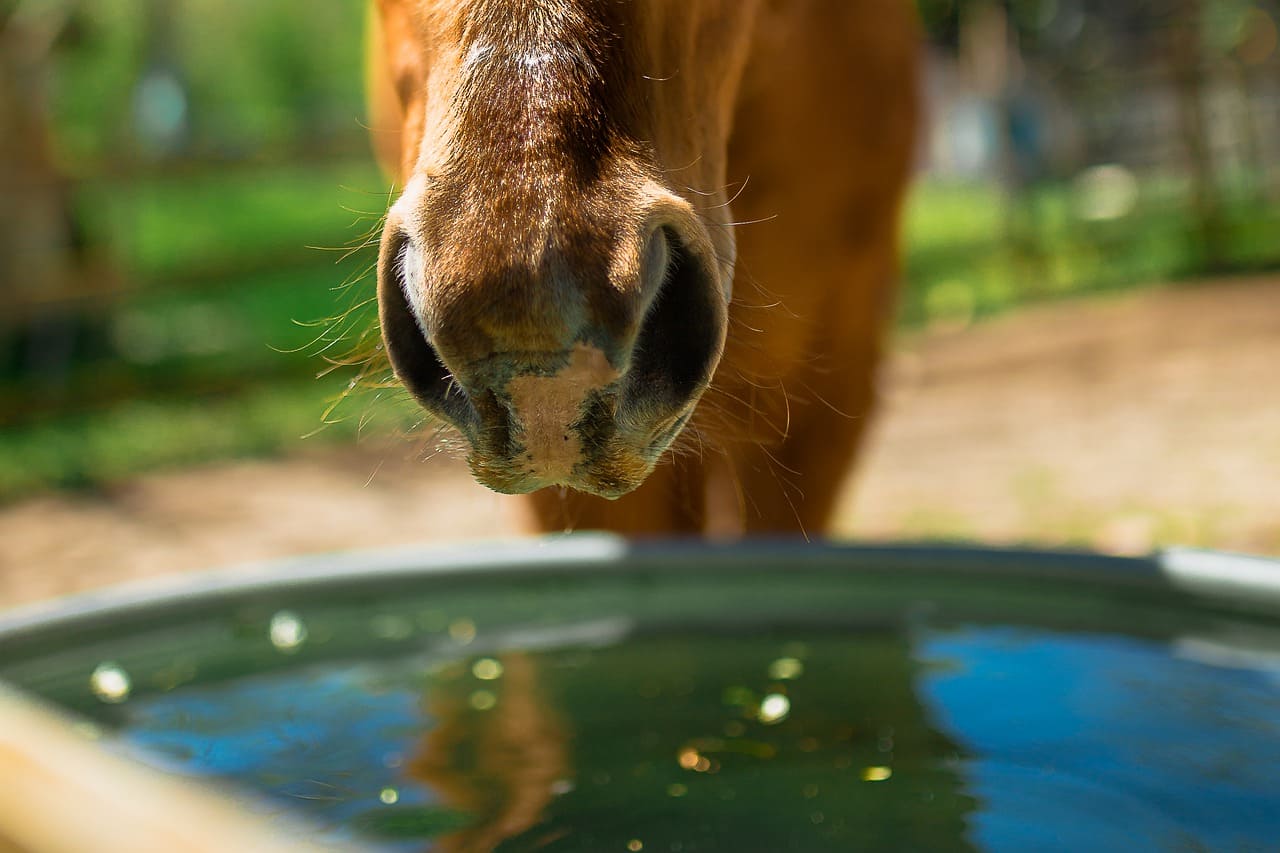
[550,778,574,796]
[472,658,504,680]
[469,690,497,711]
[677,748,713,773]
[269,611,307,653]
[449,618,477,644]
[758,693,790,724]
[767,657,804,680]
[379,787,399,805]
[861,766,892,782]
[810,811,825,824]
[627,840,644,851]
[370,614,413,641]
[90,663,131,704]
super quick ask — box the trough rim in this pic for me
[2,538,1278,642]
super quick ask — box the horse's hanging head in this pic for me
[369,0,760,497]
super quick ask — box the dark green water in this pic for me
[3,561,1280,851]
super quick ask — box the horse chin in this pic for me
[466,437,664,500]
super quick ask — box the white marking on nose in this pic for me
[506,344,618,480]
[463,43,495,71]
[521,52,554,68]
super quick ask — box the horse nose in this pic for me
[376,223,481,434]
[619,223,727,419]
[375,197,727,493]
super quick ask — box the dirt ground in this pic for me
[3,276,1278,608]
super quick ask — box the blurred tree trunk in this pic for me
[1,1,76,299]
[0,1,109,388]
[1165,0,1227,270]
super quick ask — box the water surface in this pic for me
[4,561,1279,851]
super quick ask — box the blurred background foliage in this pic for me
[1,0,1278,501]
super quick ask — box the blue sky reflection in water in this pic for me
[916,628,1280,852]
[121,663,452,851]
[108,623,1280,853]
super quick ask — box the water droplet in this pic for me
[370,614,413,641]
[666,783,688,797]
[379,787,399,805]
[758,693,790,724]
[469,690,497,711]
[269,610,307,652]
[449,618,477,644]
[767,657,804,680]
[861,766,892,782]
[627,840,644,851]
[90,663,131,704]
[472,658,504,680]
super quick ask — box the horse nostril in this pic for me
[624,226,726,413]
[376,227,477,434]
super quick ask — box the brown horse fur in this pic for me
[366,0,919,536]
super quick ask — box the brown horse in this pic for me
[366,0,919,535]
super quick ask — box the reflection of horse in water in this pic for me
[406,632,976,852]
[365,0,919,535]
[410,653,570,852]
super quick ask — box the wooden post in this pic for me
[0,684,344,853]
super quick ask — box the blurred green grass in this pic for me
[3,167,1278,502]
[900,179,1280,327]
[76,162,391,281]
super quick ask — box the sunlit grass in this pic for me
[75,161,389,282]
[0,375,419,502]
[901,179,1280,328]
